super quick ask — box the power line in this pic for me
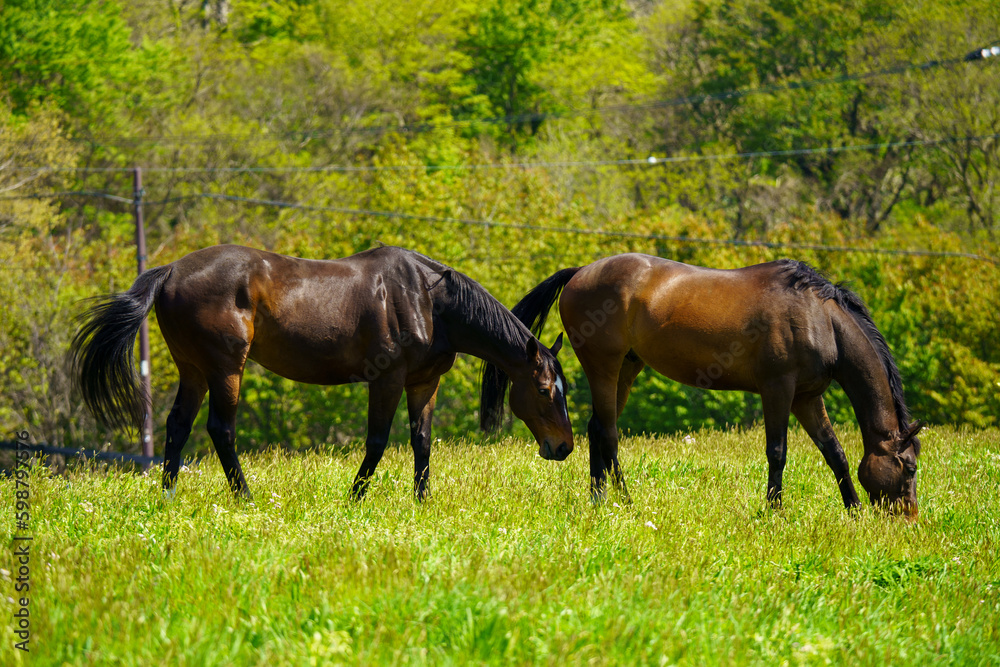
[3,189,995,265]
[5,130,1000,175]
[154,192,1000,265]
[43,44,1000,149]
[3,189,997,265]
[0,190,132,204]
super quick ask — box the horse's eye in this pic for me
[538,387,549,396]
[904,463,917,476]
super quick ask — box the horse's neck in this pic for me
[441,299,531,375]
[833,312,899,448]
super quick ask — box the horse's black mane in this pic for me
[403,249,543,433]
[400,248,532,350]
[777,259,913,436]
[364,247,543,432]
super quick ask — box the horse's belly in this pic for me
[248,338,370,385]
[245,308,371,380]
[646,355,758,392]
[248,318,443,386]
[634,334,760,392]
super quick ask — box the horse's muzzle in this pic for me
[542,440,572,461]
[877,496,919,522]
[900,500,919,522]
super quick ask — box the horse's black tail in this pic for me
[70,265,173,432]
[479,267,581,432]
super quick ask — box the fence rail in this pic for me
[0,440,162,467]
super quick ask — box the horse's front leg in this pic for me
[406,377,441,501]
[350,377,405,501]
[792,395,861,510]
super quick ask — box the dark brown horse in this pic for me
[482,254,923,517]
[71,244,573,500]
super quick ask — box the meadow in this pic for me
[3,2,999,664]
[1,424,998,665]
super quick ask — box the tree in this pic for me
[0,0,155,129]
[457,0,634,144]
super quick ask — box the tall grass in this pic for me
[2,425,998,665]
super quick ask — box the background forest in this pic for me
[1,0,998,455]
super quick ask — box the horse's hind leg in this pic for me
[617,351,645,418]
[584,354,639,504]
[792,395,861,510]
[163,363,207,497]
[206,372,251,500]
[760,377,796,507]
[606,351,645,501]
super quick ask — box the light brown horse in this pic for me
[482,254,923,517]
[71,244,573,501]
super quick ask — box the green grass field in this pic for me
[2,425,999,665]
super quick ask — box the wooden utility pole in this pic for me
[133,167,154,461]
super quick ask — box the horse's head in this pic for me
[507,334,574,461]
[858,420,923,520]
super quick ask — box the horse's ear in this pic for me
[898,420,925,453]
[904,420,925,442]
[550,332,564,356]
[526,336,541,362]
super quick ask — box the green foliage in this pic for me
[458,0,632,131]
[231,0,324,43]
[644,0,1000,233]
[0,0,165,128]
[0,0,998,453]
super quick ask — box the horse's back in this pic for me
[563,253,780,326]
[158,244,393,320]
[561,254,838,391]
[154,245,443,384]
